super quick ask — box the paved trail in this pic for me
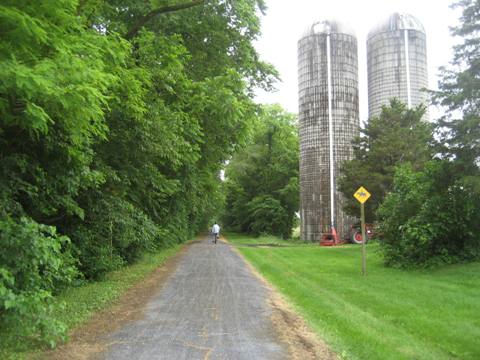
[102,237,288,360]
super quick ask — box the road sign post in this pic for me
[353,186,371,276]
[360,202,366,275]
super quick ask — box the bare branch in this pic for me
[125,0,205,40]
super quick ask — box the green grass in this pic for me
[0,244,182,360]
[227,233,480,360]
[226,232,307,246]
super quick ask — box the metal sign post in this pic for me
[354,186,371,276]
[360,202,367,275]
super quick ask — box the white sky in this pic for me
[254,0,462,122]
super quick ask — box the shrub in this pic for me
[377,162,480,267]
[246,195,291,238]
[0,216,77,346]
[70,195,164,279]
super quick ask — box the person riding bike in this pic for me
[211,222,220,244]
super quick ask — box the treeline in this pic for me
[223,105,299,239]
[0,0,275,342]
[339,0,480,268]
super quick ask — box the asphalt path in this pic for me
[102,237,289,360]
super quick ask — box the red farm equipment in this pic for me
[348,223,375,244]
[319,226,344,246]
[319,223,375,246]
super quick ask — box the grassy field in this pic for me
[0,244,182,360]
[227,233,480,360]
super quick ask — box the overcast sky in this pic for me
[254,0,462,122]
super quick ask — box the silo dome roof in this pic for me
[301,19,356,39]
[368,13,425,39]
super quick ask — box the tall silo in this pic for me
[367,13,429,119]
[298,20,359,242]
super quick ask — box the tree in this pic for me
[0,0,133,342]
[223,105,299,238]
[377,0,480,268]
[377,161,480,267]
[124,1,205,39]
[338,99,433,222]
[0,0,121,222]
[65,0,275,275]
[433,0,480,186]
[0,0,277,343]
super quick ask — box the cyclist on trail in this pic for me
[211,222,220,244]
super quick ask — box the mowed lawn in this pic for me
[227,233,480,360]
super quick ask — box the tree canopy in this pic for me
[338,99,432,222]
[377,0,480,267]
[0,0,276,343]
[223,105,299,239]
[433,0,480,181]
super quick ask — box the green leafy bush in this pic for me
[71,195,165,279]
[377,162,480,267]
[246,195,291,238]
[0,216,77,345]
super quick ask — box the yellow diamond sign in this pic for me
[354,186,371,204]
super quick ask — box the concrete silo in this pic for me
[298,20,359,242]
[367,13,429,119]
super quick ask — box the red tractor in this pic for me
[319,224,377,246]
[349,223,375,244]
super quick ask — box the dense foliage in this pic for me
[338,99,432,222]
[0,217,77,345]
[378,162,480,267]
[0,0,275,344]
[223,105,299,239]
[377,0,480,267]
[433,0,480,180]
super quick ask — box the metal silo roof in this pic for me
[367,13,425,39]
[301,19,356,38]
